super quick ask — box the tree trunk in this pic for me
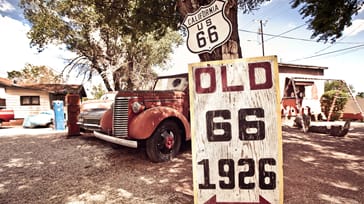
[126,60,134,90]
[113,70,122,91]
[176,0,242,62]
[96,68,114,92]
[103,79,113,91]
[112,59,135,91]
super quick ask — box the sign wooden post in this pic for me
[189,56,283,204]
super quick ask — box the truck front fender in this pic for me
[128,107,190,140]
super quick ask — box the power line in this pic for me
[240,27,364,62]
[238,28,364,44]
[288,44,364,62]
[239,28,318,42]
[264,23,307,42]
[314,21,364,54]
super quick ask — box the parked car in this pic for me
[0,109,15,124]
[23,110,54,128]
[77,92,116,132]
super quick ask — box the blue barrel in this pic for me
[53,100,65,130]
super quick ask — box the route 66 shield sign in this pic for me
[182,0,232,54]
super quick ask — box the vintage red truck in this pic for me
[79,74,190,162]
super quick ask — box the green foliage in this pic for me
[237,0,271,13]
[130,0,180,36]
[324,80,350,92]
[321,81,350,121]
[357,92,364,98]
[291,0,364,42]
[20,0,182,91]
[20,0,362,89]
[321,91,349,121]
[7,64,61,84]
[91,84,107,99]
[324,80,356,93]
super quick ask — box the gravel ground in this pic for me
[283,122,364,204]
[0,122,363,204]
[0,131,193,204]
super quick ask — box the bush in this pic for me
[320,90,348,121]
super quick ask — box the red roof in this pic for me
[0,77,12,87]
[0,77,86,97]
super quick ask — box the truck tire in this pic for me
[146,120,182,162]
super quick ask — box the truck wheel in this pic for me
[146,120,182,162]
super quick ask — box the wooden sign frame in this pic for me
[188,56,283,204]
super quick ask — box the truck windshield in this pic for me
[154,77,188,91]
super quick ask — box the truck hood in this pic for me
[80,99,113,112]
[115,90,186,99]
[115,90,187,112]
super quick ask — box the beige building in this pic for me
[0,77,86,119]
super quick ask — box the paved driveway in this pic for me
[0,126,66,137]
[0,122,363,203]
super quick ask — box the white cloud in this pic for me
[261,0,276,7]
[358,5,364,14]
[0,15,76,78]
[0,15,31,74]
[156,42,199,76]
[343,19,364,36]
[0,0,14,12]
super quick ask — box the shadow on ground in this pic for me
[283,124,364,204]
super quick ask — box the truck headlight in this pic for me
[132,102,144,114]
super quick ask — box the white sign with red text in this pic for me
[182,0,232,54]
[189,56,283,204]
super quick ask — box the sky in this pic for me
[1,0,364,93]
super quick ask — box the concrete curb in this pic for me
[0,126,68,138]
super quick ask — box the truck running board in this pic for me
[93,131,138,148]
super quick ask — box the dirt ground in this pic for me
[0,122,363,204]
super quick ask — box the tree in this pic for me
[357,92,364,98]
[7,63,61,84]
[175,0,363,61]
[324,80,354,93]
[321,90,349,121]
[291,0,364,42]
[111,30,180,90]
[21,0,363,90]
[176,0,269,61]
[20,0,182,91]
[321,80,350,120]
[90,84,107,99]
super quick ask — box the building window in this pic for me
[20,96,40,106]
[0,98,6,109]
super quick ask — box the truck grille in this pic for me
[113,97,129,138]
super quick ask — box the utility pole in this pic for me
[259,20,266,56]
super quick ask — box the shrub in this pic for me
[320,90,348,121]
